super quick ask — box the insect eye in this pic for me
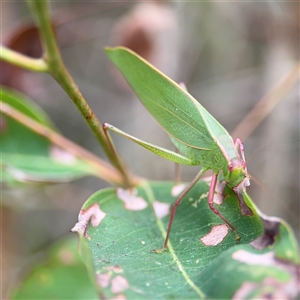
[241,161,246,169]
[228,164,234,172]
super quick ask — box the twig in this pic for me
[0,46,48,72]
[0,101,141,187]
[22,0,132,187]
[232,62,300,141]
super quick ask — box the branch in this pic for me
[0,45,48,72]
[24,0,132,187]
[232,61,300,141]
[0,101,141,187]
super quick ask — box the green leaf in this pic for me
[196,236,299,299]
[0,87,96,185]
[72,180,299,299]
[11,237,98,299]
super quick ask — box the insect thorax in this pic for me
[203,148,227,171]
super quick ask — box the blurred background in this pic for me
[1,1,299,296]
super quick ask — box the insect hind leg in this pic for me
[208,174,241,242]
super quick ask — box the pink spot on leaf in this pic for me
[96,273,110,288]
[50,145,77,165]
[171,184,186,197]
[71,203,106,238]
[111,275,129,294]
[232,250,275,266]
[106,265,123,273]
[200,224,229,246]
[153,201,170,219]
[233,277,298,300]
[116,188,148,211]
[232,281,261,299]
[6,167,32,182]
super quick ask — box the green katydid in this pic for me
[103,46,253,252]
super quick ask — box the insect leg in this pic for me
[102,123,131,187]
[153,168,206,253]
[234,138,247,171]
[208,174,241,241]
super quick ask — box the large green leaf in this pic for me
[11,237,99,299]
[1,87,96,185]
[72,180,299,299]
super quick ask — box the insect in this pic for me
[104,46,253,252]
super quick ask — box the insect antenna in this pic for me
[248,172,298,221]
[246,138,300,165]
[246,146,274,165]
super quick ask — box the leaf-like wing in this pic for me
[105,47,231,157]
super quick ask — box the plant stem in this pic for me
[0,46,48,72]
[25,0,132,187]
[1,101,141,187]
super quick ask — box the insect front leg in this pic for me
[208,173,241,241]
[234,138,251,190]
[234,138,247,171]
[153,168,206,253]
[102,123,131,187]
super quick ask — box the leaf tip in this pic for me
[71,203,106,238]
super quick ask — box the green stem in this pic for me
[25,0,132,187]
[0,46,48,72]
